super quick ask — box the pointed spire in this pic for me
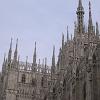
[2,53,6,74]
[71,34,73,40]
[3,53,6,64]
[2,53,6,68]
[39,59,40,64]
[52,46,55,67]
[67,26,69,41]
[8,38,12,64]
[44,57,47,73]
[78,0,82,8]
[25,56,28,70]
[76,0,84,34]
[17,55,20,66]
[51,46,55,75]
[96,22,99,35]
[5,58,7,64]
[33,42,37,67]
[62,33,64,49]
[26,56,28,66]
[14,38,18,62]
[96,22,99,39]
[89,1,92,23]
[38,59,41,67]
[88,1,93,33]
[10,38,12,51]
[45,57,47,67]
[42,59,44,67]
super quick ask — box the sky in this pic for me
[0,0,100,70]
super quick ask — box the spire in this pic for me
[52,46,55,66]
[83,25,86,33]
[25,56,28,70]
[45,58,47,68]
[2,53,6,69]
[44,58,47,73]
[3,53,6,65]
[76,0,84,34]
[96,22,99,39]
[8,38,12,64]
[71,34,73,40]
[67,26,69,41]
[51,46,55,75]
[42,59,44,67]
[32,42,37,72]
[62,33,64,49]
[33,42,37,67]
[2,53,6,75]
[77,0,83,10]
[14,38,18,62]
[18,55,20,66]
[78,0,82,8]
[38,59,40,65]
[89,1,92,24]
[88,1,93,33]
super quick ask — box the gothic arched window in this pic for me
[21,74,26,83]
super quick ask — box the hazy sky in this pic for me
[0,0,100,70]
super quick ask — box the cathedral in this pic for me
[0,0,100,100]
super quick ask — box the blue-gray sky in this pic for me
[0,0,100,70]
